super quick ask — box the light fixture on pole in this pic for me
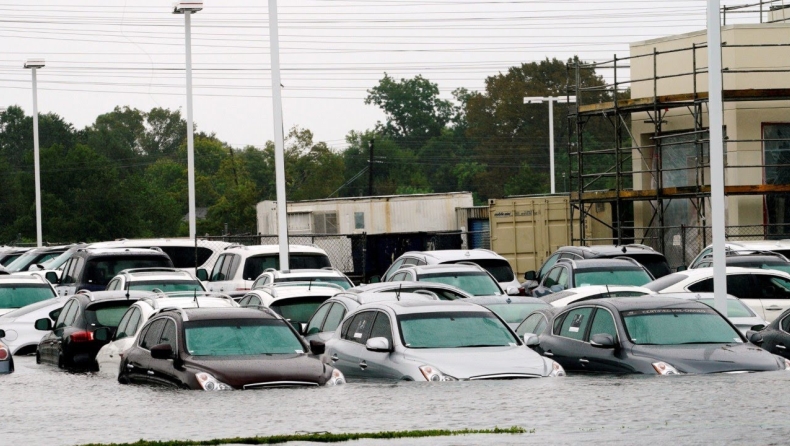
[24,58,45,248]
[173,1,202,240]
[268,0,290,270]
[523,96,575,194]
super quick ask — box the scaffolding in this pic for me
[567,0,790,268]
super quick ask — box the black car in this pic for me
[524,245,671,294]
[3,245,72,273]
[0,336,13,374]
[118,307,345,390]
[755,307,790,359]
[35,290,148,370]
[525,296,789,374]
[515,307,557,340]
[531,258,653,298]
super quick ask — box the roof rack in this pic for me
[143,290,237,305]
[76,289,96,301]
[454,261,485,271]
[700,249,790,262]
[612,256,644,268]
[154,307,190,322]
[556,258,578,268]
[119,267,182,275]
[412,290,441,300]
[223,244,245,250]
[256,281,345,297]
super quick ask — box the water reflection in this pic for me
[3,357,789,445]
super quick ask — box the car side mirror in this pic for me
[368,275,381,284]
[45,271,58,284]
[150,343,174,360]
[750,324,766,332]
[93,327,111,342]
[310,340,326,355]
[0,329,5,338]
[196,268,208,281]
[590,333,616,349]
[676,265,688,272]
[35,318,53,331]
[524,271,536,281]
[365,337,391,352]
[523,333,540,347]
[746,330,763,345]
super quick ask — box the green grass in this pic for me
[77,426,531,446]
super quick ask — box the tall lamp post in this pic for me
[173,1,201,240]
[524,96,575,195]
[25,58,45,248]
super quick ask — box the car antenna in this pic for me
[605,284,611,297]
[309,279,312,290]
[193,289,199,308]
[125,280,130,300]
[396,283,402,301]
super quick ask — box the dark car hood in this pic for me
[185,354,329,388]
[630,343,783,374]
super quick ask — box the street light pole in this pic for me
[524,96,575,194]
[173,1,202,240]
[25,59,45,248]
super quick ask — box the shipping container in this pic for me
[489,195,613,277]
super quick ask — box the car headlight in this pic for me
[195,372,233,391]
[419,365,457,382]
[548,360,566,377]
[326,368,346,386]
[652,361,681,375]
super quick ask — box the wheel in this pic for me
[57,354,65,369]
[35,351,41,364]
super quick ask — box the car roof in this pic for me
[559,258,646,270]
[0,274,52,285]
[138,296,236,310]
[465,295,547,305]
[560,244,660,256]
[405,264,486,274]
[349,281,472,297]
[220,244,328,255]
[657,292,739,301]
[704,240,790,251]
[400,249,507,262]
[180,307,277,321]
[546,285,652,298]
[72,290,153,303]
[364,298,485,315]
[88,238,229,249]
[330,291,438,307]
[724,255,790,264]
[266,268,345,278]
[75,247,170,257]
[679,266,790,278]
[251,285,341,299]
[117,268,197,280]
[570,296,714,312]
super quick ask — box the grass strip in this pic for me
[77,426,530,446]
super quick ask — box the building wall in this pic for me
[629,24,790,229]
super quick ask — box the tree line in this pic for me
[0,57,624,243]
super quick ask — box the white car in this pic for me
[238,282,344,330]
[542,285,652,307]
[251,268,353,290]
[0,297,66,355]
[380,249,521,292]
[105,268,205,293]
[0,274,58,317]
[688,240,790,269]
[94,291,238,376]
[644,267,790,322]
[202,244,332,293]
[658,292,768,334]
[88,238,232,275]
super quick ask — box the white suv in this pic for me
[88,238,232,275]
[202,244,332,293]
[380,249,520,292]
[688,240,790,269]
[0,273,58,317]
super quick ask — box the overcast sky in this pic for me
[0,1,761,152]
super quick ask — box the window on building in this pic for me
[313,212,339,234]
[354,212,365,230]
[764,124,790,236]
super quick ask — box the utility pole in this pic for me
[368,138,374,196]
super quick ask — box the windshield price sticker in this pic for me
[569,313,585,332]
[622,308,714,317]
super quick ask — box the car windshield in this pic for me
[418,272,502,296]
[242,254,331,280]
[697,299,755,318]
[574,269,652,287]
[5,251,61,272]
[274,277,352,289]
[0,284,56,309]
[185,319,304,356]
[128,280,205,292]
[623,307,742,345]
[0,297,61,319]
[40,249,76,270]
[483,302,550,324]
[445,259,515,282]
[85,302,136,328]
[398,311,518,348]
[269,296,331,325]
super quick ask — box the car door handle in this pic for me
[765,306,783,311]
[147,370,155,375]
[579,359,589,364]
[778,345,786,350]
[330,354,339,362]
[359,360,368,369]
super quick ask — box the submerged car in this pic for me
[0,273,58,317]
[464,295,550,329]
[387,264,509,296]
[0,297,67,356]
[754,307,790,360]
[659,292,768,335]
[118,307,344,390]
[531,258,654,298]
[0,336,13,374]
[324,298,565,381]
[238,282,344,329]
[527,297,790,375]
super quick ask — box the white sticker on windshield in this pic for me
[296,349,304,354]
[509,342,516,346]
[569,327,579,333]
[353,332,362,339]
[734,338,742,343]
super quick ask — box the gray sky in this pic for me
[0,1,753,152]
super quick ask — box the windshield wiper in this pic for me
[458,344,508,348]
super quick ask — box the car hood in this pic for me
[185,354,330,388]
[630,343,783,373]
[0,309,13,317]
[402,346,548,379]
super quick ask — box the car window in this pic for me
[340,313,355,339]
[84,257,171,288]
[391,272,408,282]
[55,299,76,329]
[62,258,84,285]
[534,317,548,337]
[322,303,346,332]
[688,274,754,299]
[159,319,178,351]
[557,268,569,289]
[305,303,332,335]
[753,274,790,300]
[589,308,618,340]
[158,246,213,269]
[252,276,269,290]
[107,279,119,291]
[222,254,240,280]
[692,248,712,268]
[538,253,560,280]
[241,295,262,307]
[403,258,419,265]
[560,253,580,260]
[209,254,229,281]
[516,313,544,336]
[558,307,593,341]
[125,308,142,337]
[384,259,406,280]
[782,315,790,333]
[344,311,376,344]
[368,312,393,346]
[115,309,133,340]
[140,319,166,350]
[543,267,562,288]
[63,300,80,327]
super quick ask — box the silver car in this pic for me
[323,297,565,381]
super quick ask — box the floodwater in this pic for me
[3,356,790,446]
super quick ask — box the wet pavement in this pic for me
[3,356,790,445]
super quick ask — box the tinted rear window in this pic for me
[84,256,173,287]
[242,254,331,280]
[85,301,136,328]
[269,296,332,325]
[643,272,689,292]
[444,259,515,283]
[626,254,671,278]
[158,247,213,269]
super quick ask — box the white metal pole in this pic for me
[184,11,197,239]
[31,68,42,248]
[549,98,556,194]
[268,0,290,270]
[707,0,727,316]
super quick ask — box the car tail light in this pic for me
[70,331,94,343]
[0,346,8,361]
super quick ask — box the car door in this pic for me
[534,267,562,297]
[318,302,347,342]
[540,306,594,372]
[55,299,81,365]
[147,318,181,388]
[130,319,166,384]
[304,302,332,342]
[329,311,375,379]
[382,258,407,282]
[582,307,633,373]
[357,311,400,379]
[41,299,74,363]
[752,273,790,322]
